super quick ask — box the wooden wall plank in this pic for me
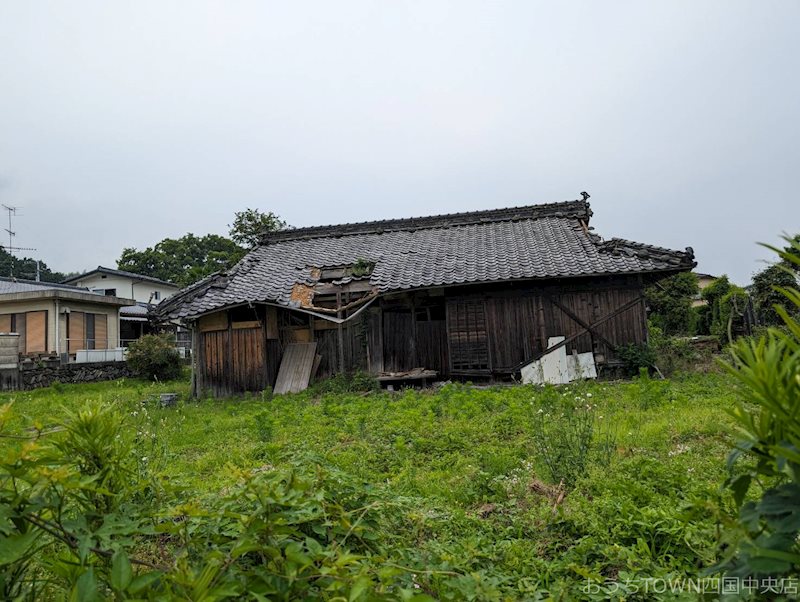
[265,307,279,339]
[199,311,228,332]
[274,342,318,394]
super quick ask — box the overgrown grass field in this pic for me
[0,370,743,599]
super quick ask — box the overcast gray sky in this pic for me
[0,1,797,284]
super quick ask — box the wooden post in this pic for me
[190,322,202,398]
[410,296,417,367]
[638,274,649,345]
[336,292,344,374]
[225,311,233,396]
[536,296,547,353]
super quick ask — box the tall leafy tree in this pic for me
[751,234,800,325]
[228,208,287,248]
[117,210,288,287]
[751,263,798,325]
[117,233,243,287]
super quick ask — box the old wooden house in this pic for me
[156,199,695,396]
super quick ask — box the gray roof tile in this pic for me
[156,200,695,321]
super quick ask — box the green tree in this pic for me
[117,233,242,287]
[751,263,798,325]
[751,234,800,326]
[228,208,287,248]
[644,271,698,335]
[701,276,751,343]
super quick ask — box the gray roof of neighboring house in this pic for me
[156,199,696,321]
[62,266,178,287]
[0,277,136,306]
[0,278,92,294]
[120,302,152,317]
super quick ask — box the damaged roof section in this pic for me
[155,198,696,322]
[288,262,378,314]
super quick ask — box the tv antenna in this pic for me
[1,204,36,254]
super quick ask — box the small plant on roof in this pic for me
[350,258,375,278]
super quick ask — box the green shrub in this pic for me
[312,370,379,395]
[702,276,753,343]
[254,410,274,442]
[645,271,699,335]
[530,386,611,487]
[0,403,412,600]
[126,334,182,381]
[633,367,670,409]
[617,324,697,377]
[719,236,800,577]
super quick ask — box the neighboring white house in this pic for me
[64,267,182,346]
[63,266,179,304]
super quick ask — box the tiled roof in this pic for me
[120,302,152,317]
[63,266,178,287]
[156,199,695,321]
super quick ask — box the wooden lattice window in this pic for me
[446,299,490,372]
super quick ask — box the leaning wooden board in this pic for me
[273,343,318,395]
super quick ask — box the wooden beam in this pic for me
[312,281,375,295]
[547,296,619,352]
[511,296,643,372]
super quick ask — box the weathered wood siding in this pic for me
[191,276,649,396]
[382,309,414,372]
[374,278,646,377]
[194,307,273,397]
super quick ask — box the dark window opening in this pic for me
[415,305,446,322]
[104,288,116,296]
[229,305,262,324]
[287,312,307,327]
[85,314,96,350]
